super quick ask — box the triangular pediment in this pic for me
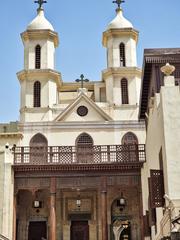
[54,93,112,122]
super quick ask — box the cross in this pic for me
[75,74,89,88]
[112,0,125,9]
[34,0,47,10]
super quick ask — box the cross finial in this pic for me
[75,74,89,89]
[112,0,125,10]
[34,0,47,11]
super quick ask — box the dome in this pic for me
[27,9,54,31]
[107,9,133,30]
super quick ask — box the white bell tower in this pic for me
[102,2,141,120]
[17,3,62,122]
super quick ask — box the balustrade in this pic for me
[13,144,145,165]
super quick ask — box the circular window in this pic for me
[77,106,88,116]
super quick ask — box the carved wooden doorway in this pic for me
[71,221,89,240]
[28,221,47,240]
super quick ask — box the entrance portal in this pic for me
[28,221,47,240]
[71,221,89,240]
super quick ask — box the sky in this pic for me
[0,0,179,123]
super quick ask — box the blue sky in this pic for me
[0,0,179,122]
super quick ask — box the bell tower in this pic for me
[17,1,62,122]
[102,1,141,117]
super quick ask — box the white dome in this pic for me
[107,9,133,30]
[27,9,54,31]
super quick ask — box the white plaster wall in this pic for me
[113,76,140,106]
[0,150,14,239]
[20,108,53,122]
[112,107,139,120]
[24,39,55,70]
[0,137,21,150]
[142,95,164,238]
[142,84,180,239]
[161,86,180,200]
[105,76,114,104]
[20,78,57,121]
[107,36,137,68]
[19,125,145,148]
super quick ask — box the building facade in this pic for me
[0,3,180,240]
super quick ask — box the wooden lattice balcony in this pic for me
[13,144,146,166]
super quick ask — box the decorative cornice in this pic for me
[102,28,139,47]
[21,29,59,47]
[102,67,142,79]
[17,69,62,90]
[13,162,144,175]
[18,120,145,131]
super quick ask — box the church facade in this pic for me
[0,2,180,240]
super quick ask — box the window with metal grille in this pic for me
[119,43,126,67]
[149,170,165,208]
[76,133,93,163]
[33,81,41,107]
[35,45,41,69]
[121,79,129,104]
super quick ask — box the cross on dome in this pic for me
[112,0,125,9]
[34,0,47,10]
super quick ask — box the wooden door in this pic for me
[28,221,47,240]
[71,221,89,240]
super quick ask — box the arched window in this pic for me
[121,132,138,162]
[30,133,48,164]
[119,43,126,67]
[35,45,41,69]
[122,132,138,145]
[76,133,93,163]
[121,78,129,104]
[33,81,41,107]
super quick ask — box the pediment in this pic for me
[54,93,112,122]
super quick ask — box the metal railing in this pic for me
[13,144,145,165]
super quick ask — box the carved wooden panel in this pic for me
[57,177,100,189]
[15,178,50,190]
[67,199,92,213]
